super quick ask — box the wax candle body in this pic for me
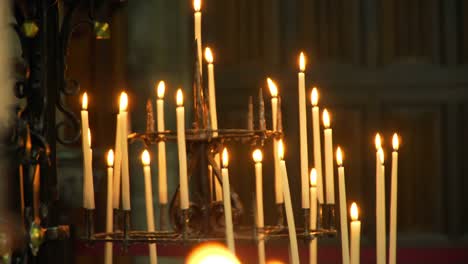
[324,128,335,204]
[113,114,122,209]
[143,163,157,264]
[105,165,113,264]
[280,160,300,264]
[350,220,361,264]
[298,71,309,209]
[338,166,350,264]
[194,11,202,75]
[271,97,283,204]
[222,167,235,253]
[309,185,317,264]
[389,151,398,264]
[311,106,324,203]
[207,63,218,137]
[255,161,265,264]
[176,105,189,209]
[120,111,131,210]
[81,110,94,209]
[376,159,386,264]
[156,99,168,204]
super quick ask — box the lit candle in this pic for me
[81,92,94,209]
[156,81,168,205]
[87,128,95,208]
[298,52,309,209]
[309,169,318,264]
[141,150,158,264]
[205,47,218,137]
[323,109,335,204]
[113,96,123,209]
[311,88,324,203]
[267,78,283,204]
[221,148,235,253]
[193,0,202,75]
[176,89,190,210]
[105,150,114,264]
[376,146,386,264]
[278,140,300,264]
[389,134,399,264]
[350,202,361,264]
[337,147,350,264]
[253,149,265,264]
[120,92,131,210]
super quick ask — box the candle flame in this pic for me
[299,52,306,72]
[252,149,263,163]
[336,146,343,166]
[278,139,285,160]
[176,89,183,106]
[119,92,128,112]
[193,0,201,11]
[310,168,317,186]
[378,148,384,164]
[375,133,382,150]
[187,243,240,264]
[222,147,229,168]
[311,87,318,106]
[157,81,165,99]
[267,78,278,97]
[107,149,114,167]
[205,47,213,63]
[392,133,399,150]
[87,128,91,148]
[322,109,330,128]
[82,92,88,110]
[141,149,151,166]
[350,202,359,221]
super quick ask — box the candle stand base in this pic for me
[303,208,310,235]
[84,209,94,240]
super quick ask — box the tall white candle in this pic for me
[81,93,94,209]
[311,88,324,203]
[205,47,218,137]
[120,92,131,210]
[309,169,318,264]
[298,52,309,209]
[389,134,399,264]
[113,111,122,209]
[253,149,265,264]
[337,147,350,264]
[105,150,114,264]
[156,81,168,204]
[278,140,300,264]
[141,150,158,264]
[268,78,283,204]
[193,0,202,75]
[323,109,335,204]
[350,203,361,264]
[87,129,95,209]
[176,89,190,209]
[376,147,386,264]
[221,148,235,253]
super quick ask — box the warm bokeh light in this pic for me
[252,149,263,163]
[87,128,91,148]
[278,139,285,160]
[222,147,229,168]
[336,146,343,166]
[193,0,201,12]
[157,81,165,99]
[186,243,240,264]
[350,202,359,221]
[141,149,150,166]
[375,133,382,150]
[82,92,88,110]
[311,87,318,106]
[267,78,278,97]
[322,109,330,128]
[310,168,317,186]
[205,47,213,63]
[392,133,399,151]
[378,148,384,164]
[107,149,114,167]
[119,92,128,112]
[299,52,306,72]
[176,89,183,106]
[266,261,285,264]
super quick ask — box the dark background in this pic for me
[45,0,468,263]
